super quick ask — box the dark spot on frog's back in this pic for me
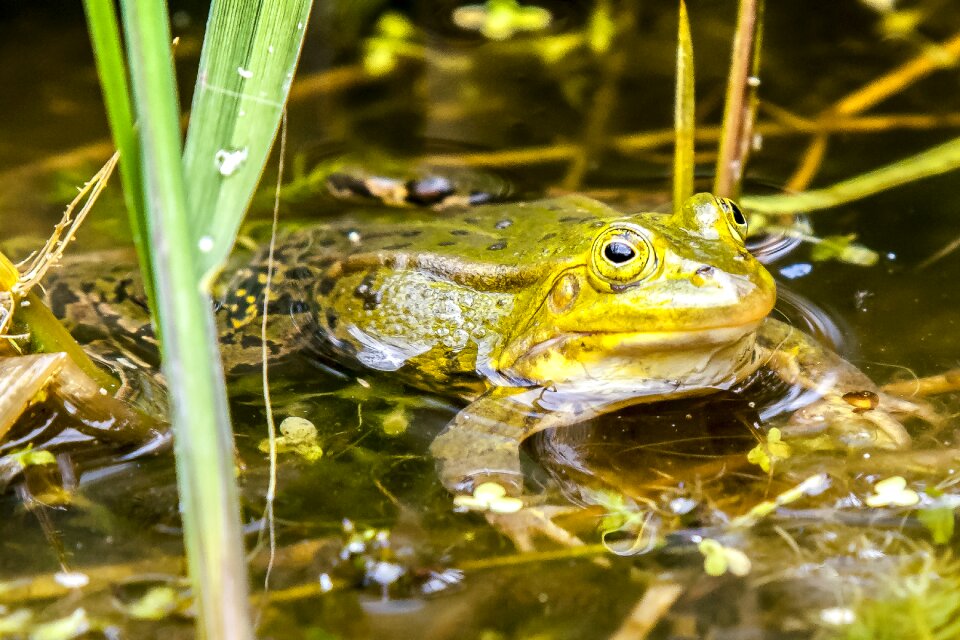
[325,310,338,329]
[383,243,411,250]
[540,232,557,242]
[317,277,336,295]
[438,241,456,247]
[450,229,470,236]
[284,266,312,280]
[487,240,507,251]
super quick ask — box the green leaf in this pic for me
[181,0,315,283]
[83,0,155,314]
[810,234,879,266]
[673,0,695,213]
[741,135,960,214]
[918,507,955,544]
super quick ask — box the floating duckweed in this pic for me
[810,234,879,266]
[0,609,32,635]
[124,586,180,621]
[746,427,792,473]
[29,608,90,640]
[363,13,417,77]
[259,416,323,462]
[587,2,614,53]
[698,539,752,577]
[452,0,552,41]
[380,406,408,436]
[11,444,56,470]
[866,476,920,507]
[917,505,955,544]
[453,481,523,513]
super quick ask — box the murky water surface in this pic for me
[1,1,960,638]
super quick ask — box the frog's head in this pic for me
[498,193,776,398]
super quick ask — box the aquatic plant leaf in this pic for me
[587,1,615,54]
[810,234,879,266]
[746,427,792,472]
[363,13,419,77]
[181,0,314,283]
[918,506,955,544]
[83,0,154,312]
[672,0,695,213]
[866,476,920,507]
[452,0,552,40]
[124,586,181,621]
[258,416,323,462]
[0,609,32,635]
[11,445,56,469]
[29,608,90,640]
[742,135,960,214]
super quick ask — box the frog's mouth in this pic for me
[502,320,763,400]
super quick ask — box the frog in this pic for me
[43,188,922,546]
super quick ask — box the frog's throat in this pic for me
[500,322,763,397]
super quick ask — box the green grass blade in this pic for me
[117,1,253,637]
[741,135,960,213]
[182,0,314,284]
[673,0,695,212]
[81,0,156,315]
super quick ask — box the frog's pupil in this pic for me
[604,241,635,264]
[730,203,746,225]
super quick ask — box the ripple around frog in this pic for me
[521,288,854,552]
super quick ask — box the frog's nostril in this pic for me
[692,265,715,287]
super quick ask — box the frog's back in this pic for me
[220,195,626,391]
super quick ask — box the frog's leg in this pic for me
[756,317,922,449]
[429,386,599,549]
[430,386,606,494]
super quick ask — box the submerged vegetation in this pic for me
[0,0,959,638]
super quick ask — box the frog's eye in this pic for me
[591,226,656,286]
[716,197,748,240]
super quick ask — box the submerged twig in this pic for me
[882,368,960,397]
[419,113,960,169]
[786,29,960,191]
[610,581,685,640]
[15,153,119,297]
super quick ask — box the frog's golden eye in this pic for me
[716,197,748,240]
[591,226,655,286]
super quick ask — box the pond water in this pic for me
[1,1,960,638]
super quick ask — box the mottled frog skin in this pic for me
[48,192,916,509]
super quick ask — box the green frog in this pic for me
[46,189,920,542]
